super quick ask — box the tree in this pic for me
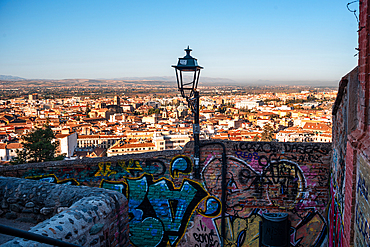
[11,126,64,165]
[85,106,91,117]
[261,124,274,142]
[148,108,161,115]
[218,105,227,114]
[253,135,260,141]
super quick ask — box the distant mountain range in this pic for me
[0,75,338,87]
[107,76,237,84]
[0,75,26,81]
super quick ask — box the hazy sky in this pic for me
[0,0,360,82]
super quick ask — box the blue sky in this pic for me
[0,0,360,82]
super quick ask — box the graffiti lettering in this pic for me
[170,155,192,178]
[283,143,330,155]
[95,162,116,177]
[193,221,220,247]
[234,152,259,162]
[356,204,370,244]
[115,158,166,178]
[234,142,330,155]
[358,174,369,202]
[123,174,209,247]
[235,142,279,153]
[26,174,79,185]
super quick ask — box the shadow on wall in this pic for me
[0,141,332,247]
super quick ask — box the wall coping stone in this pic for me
[0,177,129,246]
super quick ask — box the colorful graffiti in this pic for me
[170,155,192,178]
[214,209,261,247]
[9,141,331,246]
[26,174,79,185]
[102,174,216,247]
[354,155,370,246]
[203,155,306,215]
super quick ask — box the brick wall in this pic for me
[331,0,370,246]
[0,140,331,247]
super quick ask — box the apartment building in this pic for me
[235,100,264,110]
[107,141,156,157]
[55,132,77,158]
[77,135,122,149]
[153,133,190,151]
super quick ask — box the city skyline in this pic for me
[0,0,360,82]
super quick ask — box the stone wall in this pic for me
[0,141,331,247]
[0,177,129,247]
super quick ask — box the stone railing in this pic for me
[0,177,129,246]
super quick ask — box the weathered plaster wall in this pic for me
[0,141,331,247]
[0,177,129,247]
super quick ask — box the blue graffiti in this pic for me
[356,204,370,244]
[125,174,208,247]
[170,156,192,178]
[235,152,259,162]
[198,197,222,217]
[357,174,369,202]
[100,180,127,194]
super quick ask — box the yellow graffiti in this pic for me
[294,213,326,246]
[118,159,143,174]
[214,214,261,247]
[94,162,117,177]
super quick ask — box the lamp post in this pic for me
[172,47,227,246]
[172,46,203,179]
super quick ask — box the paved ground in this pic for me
[0,218,37,245]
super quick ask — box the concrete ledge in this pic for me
[0,149,182,172]
[0,177,129,247]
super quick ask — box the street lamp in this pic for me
[172,46,203,179]
[172,47,228,246]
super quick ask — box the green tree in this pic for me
[11,126,64,165]
[253,135,260,141]
[218,105,227,114]
[148,108,161,115]
[261,124,274,142]
[85,106,91,117]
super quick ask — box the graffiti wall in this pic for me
[354,154,370,247]
[0,141,331,247]
[330,67,359,246]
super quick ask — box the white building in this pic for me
[153,132,190,151]
[77,135,122,149]
[55,132,78,158]
[107,141,156,157]
[235,100,264,110]
[0,143,23,161]
[276,130,314,142]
